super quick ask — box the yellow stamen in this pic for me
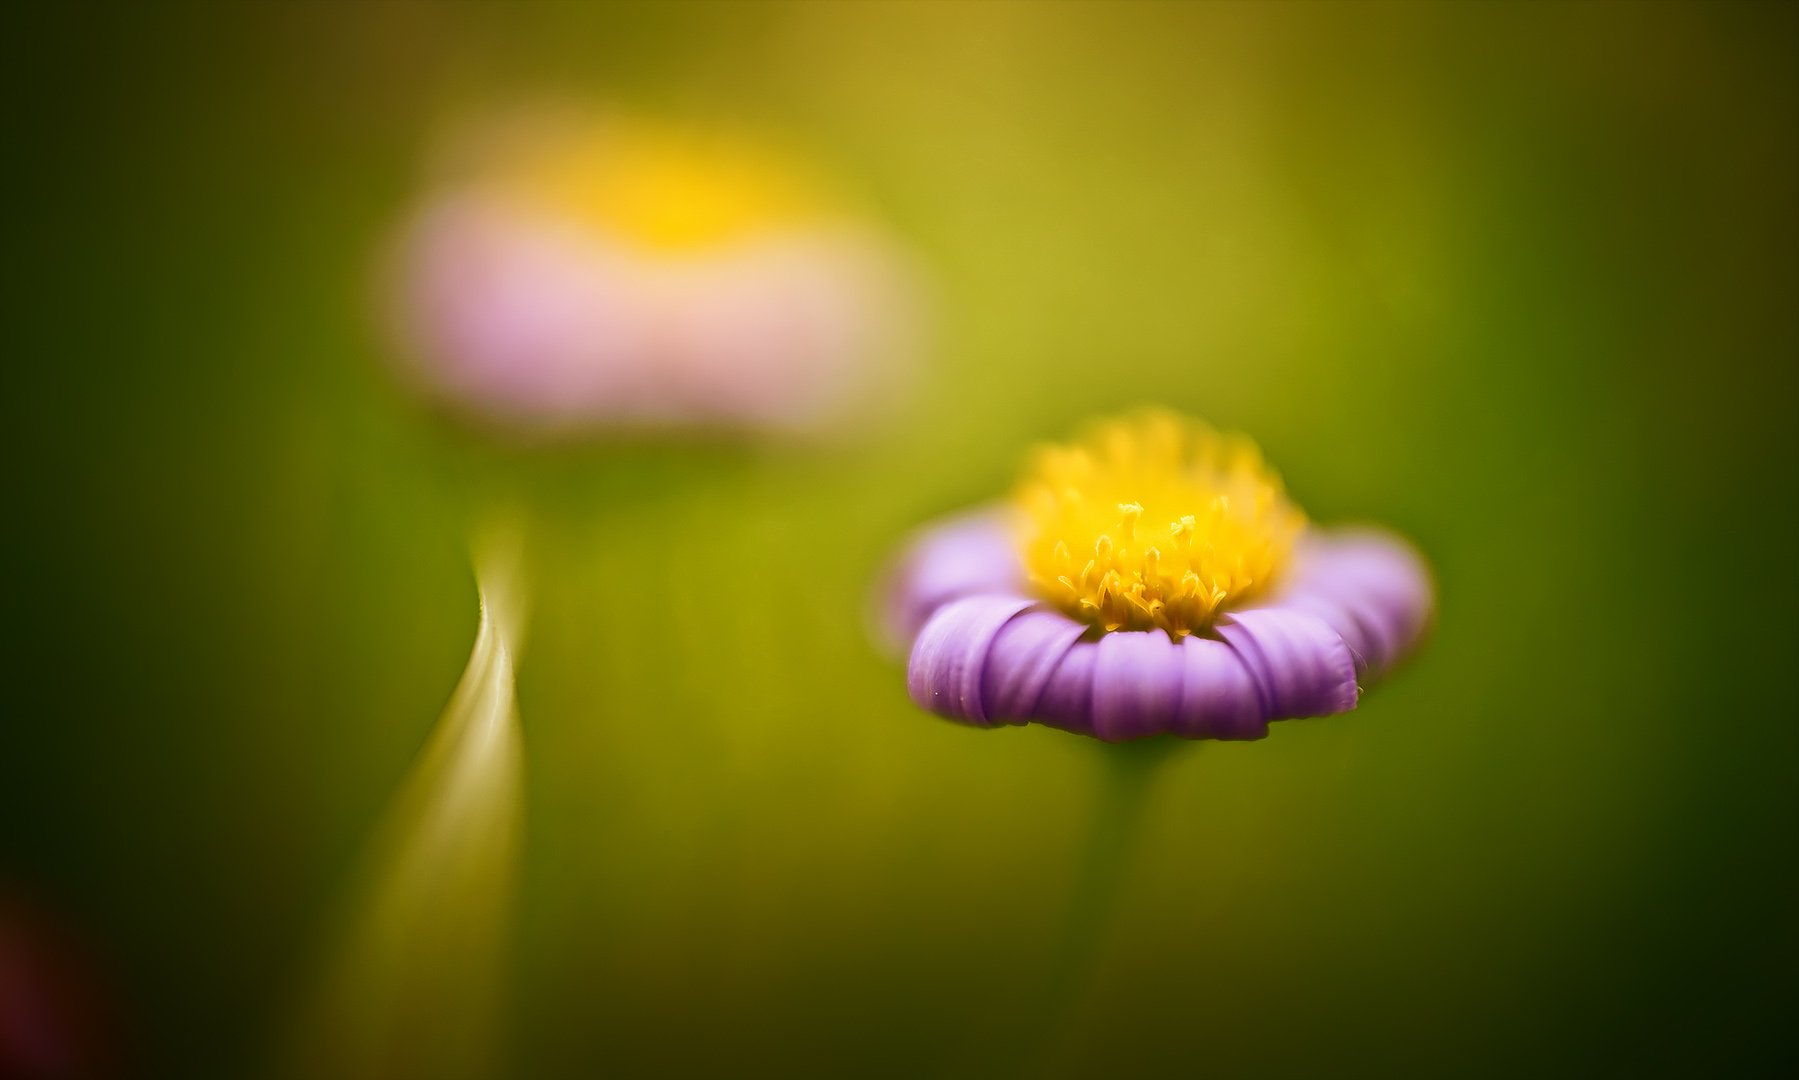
[1014,409,1306,638]
[469,114,824,251]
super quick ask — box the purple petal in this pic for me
[907,594,1035,725]
[1090,630,1187,742]
[981,608,1088,724]
[1176,636,1268,741]
[1271,529,1434,677]
[876,510,1025,653]
[888,519,1422,743]
[1035,641,1099,738]
[1274,592,1389,677]
[1216,609,1360,720]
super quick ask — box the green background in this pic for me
[5,2,1794,1076]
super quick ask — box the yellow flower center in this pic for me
[475,116,823,251]
[1013,410,1307,637]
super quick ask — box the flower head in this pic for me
[386,108,920,434]
[881,410,1433,742]
[1016,410,1305,636]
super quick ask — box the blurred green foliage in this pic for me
[3,2,1794,1076]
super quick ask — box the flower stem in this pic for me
[1026,736,1183,1076]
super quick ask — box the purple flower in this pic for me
[382,108,921,434]
[879,413,1434,742]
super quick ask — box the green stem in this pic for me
[1026,736,1184,1076]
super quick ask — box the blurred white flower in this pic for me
[386,108,923,434]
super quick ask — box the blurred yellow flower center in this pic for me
[487,118,822,251]
[1013,411,1307,637]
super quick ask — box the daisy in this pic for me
[881,410,1433,742]
[388,108,918,434]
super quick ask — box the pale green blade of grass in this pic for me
[281,542,525,1080]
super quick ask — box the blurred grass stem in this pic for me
[282,533,526,1080]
